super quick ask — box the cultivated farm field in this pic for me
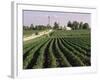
[23,30,91,69]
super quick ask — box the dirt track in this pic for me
[24,30,53,42]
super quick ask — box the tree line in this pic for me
[67,21,90,30]
[23,21,90,30]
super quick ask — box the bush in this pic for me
[35,32,39,35]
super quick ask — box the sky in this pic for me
[23,10,91,27]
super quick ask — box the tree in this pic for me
[30,24,34,30]
[83,23,89,29]
[79,22,83,29]
[23,25,26,30]
[35,25,48,30]
[72,21,79,30]
[23,25,29,30]
[53,22,59,29]
[67,21,72,28]
[47,24,52,29]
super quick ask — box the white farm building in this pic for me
[65,26,72,30]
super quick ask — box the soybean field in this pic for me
[23,30,91,69]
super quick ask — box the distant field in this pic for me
[50,30,90,38]
[23,29,91,69]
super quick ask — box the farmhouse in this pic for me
[62,26,72,30]
[65,26,72,30]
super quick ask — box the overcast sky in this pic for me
[23,10,91,27]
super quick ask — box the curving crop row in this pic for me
[23,37,44,51]
[66,38,90,51]
[67,38,90,57]
[33,39,52,68]
[60,38,90,65]
[48,39,57,68]
[23,30,91,69]
[57,38,85,66]
[23,37,48,61]
[63,38,89,56]
[23,38,49,69]
[54,38,72,67]
[50,39,63,67]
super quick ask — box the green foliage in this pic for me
[61,38,90,65]
[30,24,34,30]
[23,38,49,69]
[33,39,51,68]
[47,39,57,68]
[72,21,79,30]
[55,39,72,67]
[58,38,85,66]
[79,22,83,29]
[35,32,38,35]
[83,23,90,29]
[67,21,72,28]
[53,22,59,29]
[67,21,90,30]
[23,30,91,69]
[23,21,90,31]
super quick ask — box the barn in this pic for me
[65,26,72,30]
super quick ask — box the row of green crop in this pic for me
[66,37,90,49]
[55,38,72,67]
[23,38,49,69]
[50,30,90,38]
[23,36,90,69]
[57,38,85,66]
[48,39,57,67]
[23,36,48,54]
[23,37,48,61]
[33,39,52,68]
[60,38,90,65]
[65,38,90,57]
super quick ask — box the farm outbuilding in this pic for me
[65,26,72,30]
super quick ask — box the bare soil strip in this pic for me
[24,30,53,42]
